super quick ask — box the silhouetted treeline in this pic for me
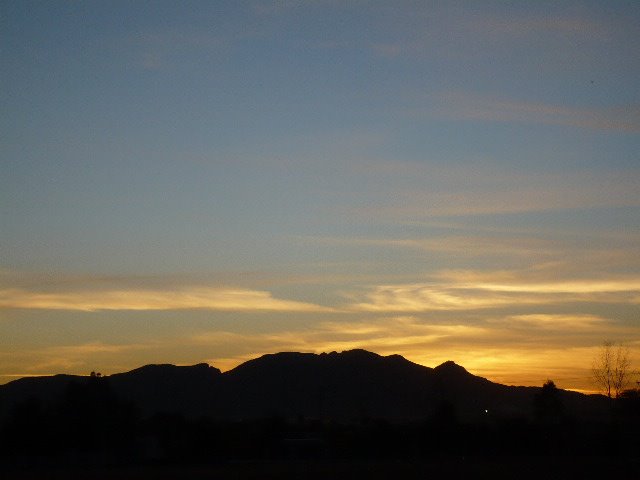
[1,378,638,470]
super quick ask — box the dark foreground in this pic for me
[1,356,638,478]
[5,456,639,480]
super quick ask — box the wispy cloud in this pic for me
[0,287,332,313]
[301,234,561,260]
[47,342,150,355]
[493,314,605,330]
[251,0,347,16]
[346,271,640,313]
[473,15,608,38]
[123,26,250,71]
[431,91,640,133]
[342,160,640,218]
[366,7,611,61]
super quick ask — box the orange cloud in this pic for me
[0,287,333,312]
[348,272,640,312]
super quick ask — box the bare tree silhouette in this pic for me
[592,342,632,399]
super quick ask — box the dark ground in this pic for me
[2,362,638,478]
[4,456,640,480]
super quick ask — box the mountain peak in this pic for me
[434,360,469,376]
[119,362,221,379]
[338,349,382,359]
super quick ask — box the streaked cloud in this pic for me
[431,91,640,133]
[421,179,638,215]
[301,234,560,259]
[346,272,640,312]
[47,341,150,355]
[473,15,607,37]
[493,314,605,330]
[298,230,640,279]
[343,161,640,218]
[0,287,332,313]
[437,269,640,293]
[251,0,349,16]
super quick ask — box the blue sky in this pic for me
[1,1,639,391]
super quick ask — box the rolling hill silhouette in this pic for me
[0,349,607,423]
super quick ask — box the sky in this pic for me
[1,0,639,392]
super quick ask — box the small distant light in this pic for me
[484,409,488,414]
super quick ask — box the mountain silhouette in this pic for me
[0,349,607,424]
[218,350,435,421]
[1,350,634,476]
[109,363,221,417]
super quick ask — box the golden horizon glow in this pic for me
[2,333,638,394]
[1,273,637,392]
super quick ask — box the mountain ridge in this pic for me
[0,349,608,423]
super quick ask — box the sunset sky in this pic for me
[2,1,639,392]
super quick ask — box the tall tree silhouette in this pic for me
[534,380,565,425]
[592,342,632,398]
